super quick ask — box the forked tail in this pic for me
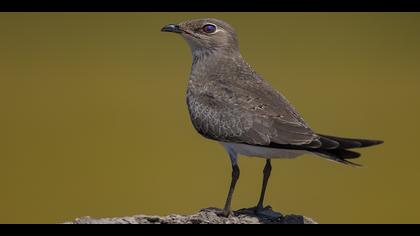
[314,134,384,167]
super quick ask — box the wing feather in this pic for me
[187,76,320,147]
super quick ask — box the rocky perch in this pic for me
[66,207,317,224]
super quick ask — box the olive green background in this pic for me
[0,13,419,224]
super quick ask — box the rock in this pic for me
[65,207,317,224]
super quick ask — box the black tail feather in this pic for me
[317,134,384,149]
[314,149,363,167]
[312,134,383,166]
[261,133,383,166]
[327,149,361,159]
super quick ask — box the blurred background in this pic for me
[0,13,419,224]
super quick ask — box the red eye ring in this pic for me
[202,24,217,33]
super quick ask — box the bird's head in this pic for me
[161,18,239,56]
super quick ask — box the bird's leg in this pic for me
[222,164,240,217]
[221,149,240,217]
[256,159,272,213]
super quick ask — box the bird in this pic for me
[161,18,384,217]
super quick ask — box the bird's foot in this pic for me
[254,205,272,213]
[237,205,283,219]
[204,207,233,218]
[255,205,283,218]
[220,209,234,218]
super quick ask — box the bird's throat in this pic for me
[189,49,244,82]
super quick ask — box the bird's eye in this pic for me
[202,24,217,33]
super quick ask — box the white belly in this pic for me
[221,142,308,159]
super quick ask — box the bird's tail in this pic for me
[318,134,384,149]
[314,134,384,167]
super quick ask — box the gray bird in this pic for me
[161,18,383,217]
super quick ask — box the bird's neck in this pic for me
[189,49,245,81]
[191,47,239,63]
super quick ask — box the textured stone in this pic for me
[65,207,317,224]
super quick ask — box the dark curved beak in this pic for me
[161,24,182,34]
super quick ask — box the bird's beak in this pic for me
[161,24,183,34]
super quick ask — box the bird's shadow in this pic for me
[235,206,312,224]
[204,206,313,224]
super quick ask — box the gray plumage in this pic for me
[161,18,383,216]
[187,60,317,147]
[185,19,316,145]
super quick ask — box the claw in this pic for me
[254,205,272,214]
[210,208,233,218]
[221,210,233,217]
